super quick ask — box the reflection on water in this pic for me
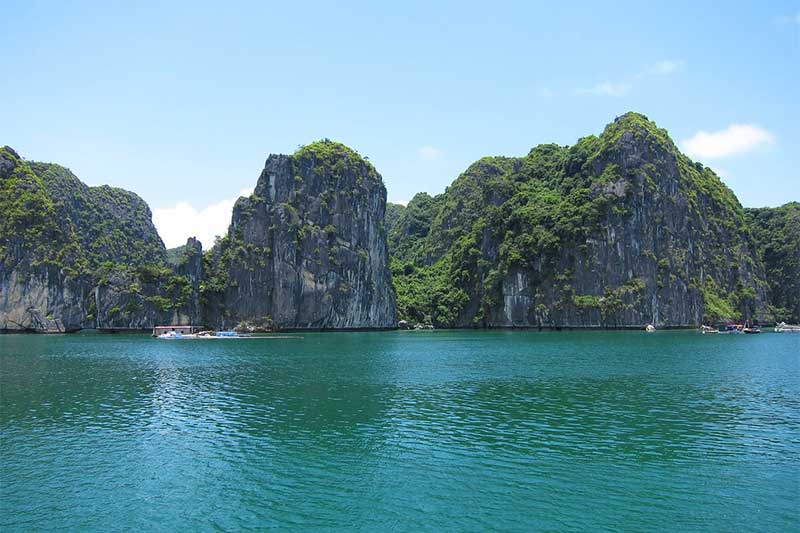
[1,331,798,530]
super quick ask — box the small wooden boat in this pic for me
[718,324,743,335]
[742,327,761,334]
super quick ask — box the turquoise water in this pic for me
[1,331,798,531]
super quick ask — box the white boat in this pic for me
[152,325,201,337]
[645,324,656,333]
[700,325,718,335]
[196,331,243,338]
[156,329,287,340]
[154,325,241,339]
[158,331,197,339]
[775,322,800,333]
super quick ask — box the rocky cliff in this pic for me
[389,113,768,328]
[0,147,199,332]
[745,203,800,323]
[2,115,791,332]
[203,140,396,329]
[2,141,396,332]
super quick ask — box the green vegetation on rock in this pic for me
[2,115,792,332]
[386,113,766,327]
[201,139,396,329]
[0,146,81,273]
[1,146,200,331]
[745,202,800,322]
[28,161,167,270]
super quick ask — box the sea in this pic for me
[1,330,798,531]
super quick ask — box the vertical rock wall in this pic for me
[204,141,397,329]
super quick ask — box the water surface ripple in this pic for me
[1,331,798,531]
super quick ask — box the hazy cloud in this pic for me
[576,59,684,97]
[636,60,684,78]
[774,11,800,25]
[682,124,774,159]
[418,146,442,160]
[576,81,630,97]
[152,188,253,248]
[536,86,554,99]
[711,166,729,179]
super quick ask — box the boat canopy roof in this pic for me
[152,325,201,333]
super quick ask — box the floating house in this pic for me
[151,325,201,337]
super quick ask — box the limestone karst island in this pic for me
[1,114,797,333]
[2,2,798,531]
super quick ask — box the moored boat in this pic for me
[775,322,800,333]
[711,321,762,335]
[169,330,249,339]
[154,326,247,339]
[718,324,743,335]
[741,320,761,334]
[158,330,197,339]
[152,325,201,338]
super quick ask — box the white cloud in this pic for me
[152,188,253,248]
[418,146,442,160]
[681,124,775,160]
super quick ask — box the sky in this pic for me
[2,1,798,248]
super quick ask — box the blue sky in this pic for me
[2,1,798,247]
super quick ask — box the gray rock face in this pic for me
[744,203,800,323]
[172,237,204,325]
[28,161,167,268]
[484,127,766,328]
[0,267,89,332]
[1,148,88,331]
[2,143,395,333]
[387,114,768,329]
[0,147,197,332]
[88,238,203,330]
[204,141,396,329]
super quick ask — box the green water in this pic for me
[1,330,798,531]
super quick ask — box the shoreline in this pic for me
[0,324,735,335]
